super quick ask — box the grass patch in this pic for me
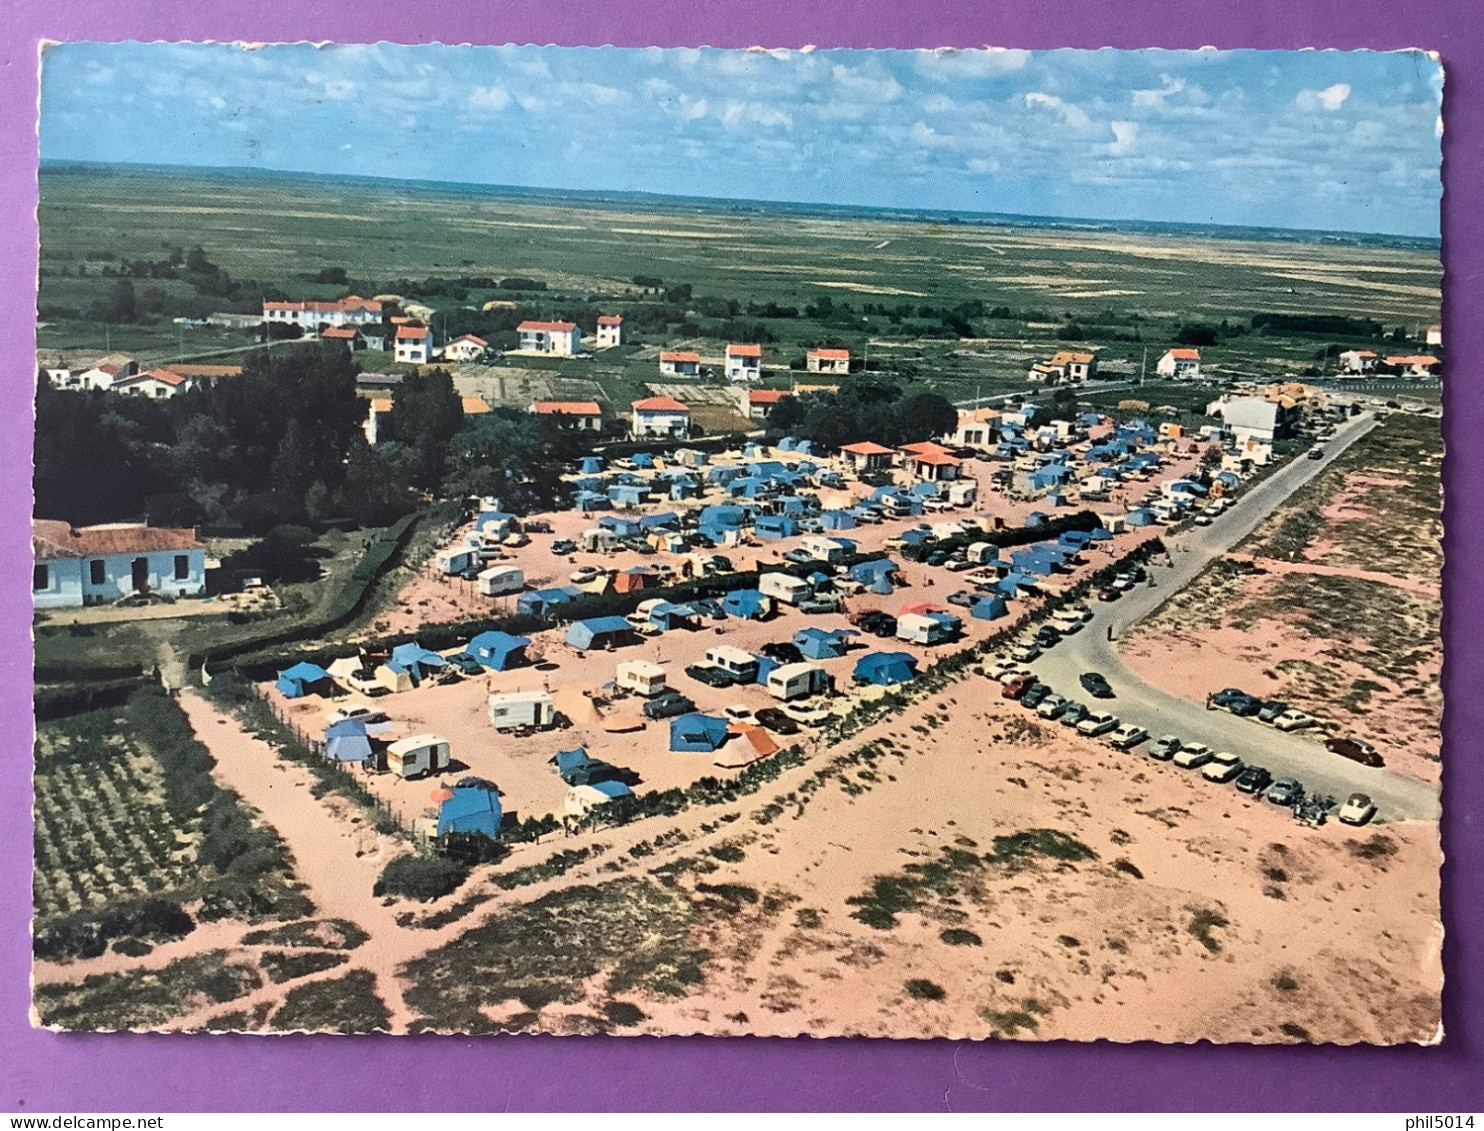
[259,950,351,985]
[269,969,391,1034]
[707,843,747,863]
[34,950,261,1030]
[981,999,1046,1037]
[374,854,469,902]
[939,928,983,947]
[905,979,946,1002]
[492,847,601,891]
[241,918,368,950]
[1187,906,1230,954]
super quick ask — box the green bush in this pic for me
[374,854,470,902]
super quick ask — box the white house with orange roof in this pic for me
[596,315,624,349]
[532,400,604,431]
[1384,354,1442,377]
[899,441,963,482]
[631,396,691,439]
[394,324,434,365]
[73,358,137,391]
[1156,347,1201,379]
[32,519,207,609]
[1339,349,1379,375]
[1426,324,1442,348]
[262,295,383,333]
[517,320,581,356]
[659,350,701,377]
[747,389,789,421]
[838,441,896,474]
[112,368,190,399]
[806,348,850,375]
[442,334,489,362]
[726,343,763,383]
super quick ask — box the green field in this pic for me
[37,166,1442,404]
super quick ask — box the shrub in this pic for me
[374,854,469,902]
[940,928,982,947]
[905,979,946,1001]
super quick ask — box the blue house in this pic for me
[465,630,531,671]
[276,661,332,699]
[721,589,770,619]
[436,784,503,839]
[565,616,637,651]
[794,627,855,660]
[669,713,731,753]
[323,718,372,762]
[853,651,918,686]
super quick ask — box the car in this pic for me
[1020,683,1051,709]
[691,598,727,620]
[1201,751,1244,783]
[996,666,1033,685]
[707,555,735,574]
[1234,765,1274,795]
[642,692,696,720]
[1065,605,1094,622]
[722,704,757,723]
[326,705,389,726]
[1058,702,1089,728]
[1337,792,1377,826]
[1049,615,1084,635]
[797,518,824,534]
[923,551,950,568]
[985,659,1018,681]
[445,651,483,676]
[754,708,802,736]
[1002,675,1036,700]
[782,548,817,566]
[1148,735,1182,761]
[1266,778,1305,806]
[1036,694,1069,720]
[570,566,604,584]
[1210,687,1250,709]
[944,557,974,572]
[948,590,979,608]
[1079,671,1114,698]
[760,642,805,665]
[1108,724,1148,750]
[779,701,832,726]
[1257,700,1291,724]
[1308,447,1325,460]
[551,539,577,555]
[1034,626,1062,649]
[861,613,898,638]
[1193,514,1213,527]
[798,596,841,614]
[1097,587,1122,603]
[1172,743,1214,769]
[852,508,883,525]
[1010,644,1042,664]
[502,532,531,548]
[1076,712,1119,737]
[684,663,736,688]
[1325,736,1385,768]
[1273,709,1317,732]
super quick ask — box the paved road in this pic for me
[1023,411,1442,823]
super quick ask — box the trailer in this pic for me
[758,571,812,606]
[896,612,956,645]
[705,645,759,683]
[616,660,668,697]
[800,535,847,563]
[386,734,451,779]
[477,565,525,596]
[487,690,556,731]
[765,661,832,701]
[433,547,479,576]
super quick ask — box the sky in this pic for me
[39,42,1445,237]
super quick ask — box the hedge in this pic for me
[35,678,147,722]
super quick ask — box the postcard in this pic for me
[30,42,1443,1042]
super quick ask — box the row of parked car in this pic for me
[1210,686,1385,768]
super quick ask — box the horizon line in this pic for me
[38,158,1442,245]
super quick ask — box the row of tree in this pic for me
[762,374,958,449]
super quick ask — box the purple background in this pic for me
[1,0,1479,1112]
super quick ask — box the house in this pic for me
[461,396,491,421]
[659,351,701,377]
[262,295,383,333]
[1027,362,1062,384]
[517,320,581,356]
[319,325,362,351]
[532,400,604,431]
[596,314,624,348]
[32,519,207,609]
[1338,349,1379,375]
[1208,396,1297,444]
[631,396,691,439]
[1028,350,1097,384]
[1426,324,1443,348]
[394,324,434,365]
[726,343,763,383]
[806,348,850,375]
[73,359,136,390]
[900,442,962,482]
[364,397,393,445]
[1156,348,1201,379]
[112,368,190,399]
[442,334,488,362]
[1384,354,1442,377]
[951,408,1000,448]
[839,441,896,473]
[747,389,789,420]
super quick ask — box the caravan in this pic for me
[487,690,556,731]
[705,645,760,684]
[758,572,812,606]
[765,662,832,701]
[433,547,479,576]
[386,734,451,779]
[477,565,525,596]
[616,659,668,697]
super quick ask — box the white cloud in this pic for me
[1023,91,1092,131]
[1296,83,1351,111]
[830,62,902,103]
[916,47,1030,80]
[720,101,792,130]
[1107,120,1139,155]
[1132,74,1185,107]
[468,85,510,113]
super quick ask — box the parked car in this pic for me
[1234,765,1274,795]
[1049,615,1084,635]
[684,664,735,688]
[948,590,979,608]
[1308,447,1325,460]
[1325,736,1385,768]
[502,532,530,548]
[1210,687,1250,709]
[797,596,841,614]
[1226,695,1263,718]
[570,566,604,584]
[1065,605,1094,622]
[1201,751,1244,783]
[1257,700,1291,724]
[1058,702,1089,728]
[1020,683,1051,709]
[691,598,727,620]
[445,651,483,676]
[1337,792,1377,826]
[327,705,389,726]
[997,667,1034,685]
[1193,514,1213,527]
[1148,734,1182,761]
[1097,587,1122,603]
[551,539,577,555]
[1036,694,1069,720]
[1034,626,1062,649]
[1076,712,1120,737]
[859,612,898,638]
[1010,644,1042,664]
[722,704,757,724]
[779,701,832,726]
[1266,778,1305,806]
[782,548,817,566]
[642,692,695,720]
[1002,675,1036,700]
[1079,671,1114,698]
[1108,724,1148,750]
[754,708,802,736]
[1273,709,1317,731]
[1172,743,1214,769]
[760,642,805,665]
[944,557,973,572]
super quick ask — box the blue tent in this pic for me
[755,515,798,540]
[707,466,744,485]
[466,630,531,671]
[669,713,731,753]
[701,504,748,529]
[648,602,698,631]
[971,596,1009,620]
[565,616,637,651]
[753,655,779,686]
[391,642,446,673]
[552,746,596,785]
[853,652,918,686]
[729,477,768,499]
[598,514,642,537]
[574,490,609,512]
[275,661,332,699]
[822,509,856,531]
[1059,530,1094,548]
[1026,511,1047,528]
[323,718,372,762]
[638,512,679,531]
[1127,508,1156,527]
[631,452,656,469]
[1031,464,1073,490]
[437,785,503,839]
[794,627,855,660]
[608,484,646,508]
[579,456,604,475]
[997,572,1038,595]
[516,585,582,617]
[909,481,940,498]
[1090,527,1114,542]
[850,558,900,587]
[721,589,769,619]
[776,436,797,452]
[670,479,700,501]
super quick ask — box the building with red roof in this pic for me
[1156,347,1202,380]
[726,342,763,383]
[112,368,190,399]
[839,440,896,473]
[517,320,581,356]
[659,350,702,377]
[394,323,434,365]
[747,388,791,420]
[532,400,604,431]
[596,314,624,349]
[631,395,691,439]
[32,519,207,609]
[262,295,383,333]
[806,348,851,375]
[442,334,489,362]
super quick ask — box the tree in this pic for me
[900,393,958,443]
[101,278,138,323]
[313,266,349,285]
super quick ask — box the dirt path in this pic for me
[1226,553,1438,598]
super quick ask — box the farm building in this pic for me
[488,690,556,731]
[631,396,691,439]
[322,719,372,763]
[565,616,638,652]
[806,348,850,375]
[669,713,732,753]
[1156,347,1201,379]
[659,351,701,377]
[262,295,382,332]
[276,662,333,699]
[465,630,531,671]
[436,783,503,839]
[531,400,604,430]
[31,519,207,609]
[394,324,434,365]
[726,343,763,383]
[517,320,581,356]
[595,314,624,348]
[442,334,488,362]
[853,652,918,686]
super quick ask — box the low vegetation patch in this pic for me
[1187,906,1230,954]
[34,950,261,1031]
[939,928,983,947]
[374,854,470,902]
[905,979,946,1002]
[982,999,1047,1038]
[269,969,391,1034]
[241,918,369,951]
[492,846,602,891]
[259,949,351,984]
